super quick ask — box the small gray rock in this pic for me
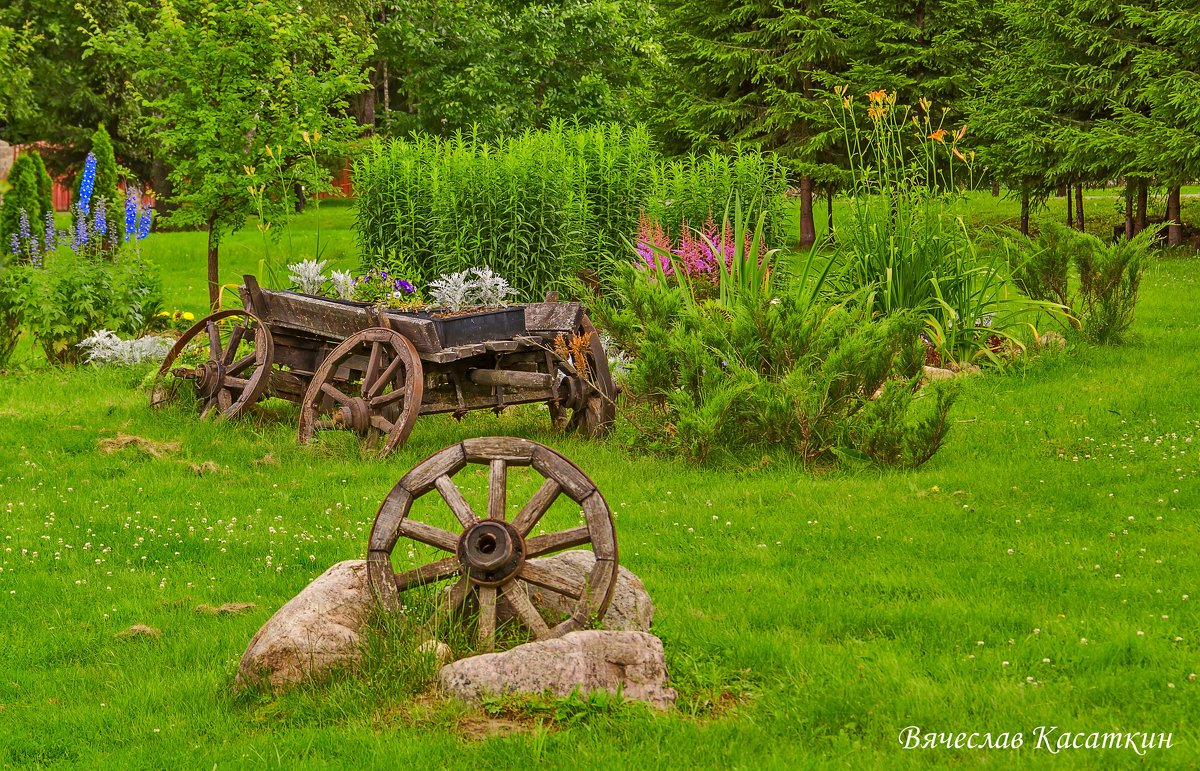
[236,559,371,692]
[438,630,676,709]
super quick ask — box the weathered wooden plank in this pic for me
[397,518,459,552]
[502,581,551,638]
[369,487,414,553]
[524,302,583,332]
[477,585,497,652]
[483,340,520,352]
[532,446,595,502]
[488,459,507,520]
[511,477,561,535]
[400,443,467,495]
[367,551,401,610]
[433,474,478,528]
[382,313,441,353]
[585,557,618,619]
[525,525,591,558]
[582,491,617,562]
[467,368,555,389]
[519,560,584,599]
[393,555,462,592]
[417,387,557,415]
[462,436,536,465]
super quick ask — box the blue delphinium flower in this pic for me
[136,206,153,240]
[124,189,137,242]
[9,233,19,257]
[43,211,57,254]
[78,153,97,215]
[71,204,89,252]
[93,200,107,237]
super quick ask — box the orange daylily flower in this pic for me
[956,124,968,141]
[952,147,967,162]
[868,89,889,104]
[928,129,948,143]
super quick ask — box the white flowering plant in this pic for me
[77,330,174,366]
[429,265,520,312]
[287,259,329,295]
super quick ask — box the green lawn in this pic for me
[1,205,1199,767]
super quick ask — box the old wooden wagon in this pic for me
[151,275,617,456]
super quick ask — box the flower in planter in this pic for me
[428,270,475,312]
[330,270,355,300]
[287,259,328,294]
[353,267,423,309]
[468,265,518,307]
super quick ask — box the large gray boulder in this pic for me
[507,550,654,632]
[236,559,371,691]
[438,630,676,709]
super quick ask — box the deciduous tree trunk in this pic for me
[991,179,1000,197]
[1074,183,1084,231]
[1066,182,1073,228]
[1166,185,1183,246]
[1020,192,1030,236]
[798,176,816,249]
[1136,180,1148,233]
[207,213,220,311]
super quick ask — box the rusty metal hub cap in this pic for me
[189,360,225,399]
[457,519,525,586]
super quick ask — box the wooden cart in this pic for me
[151,275,617,456]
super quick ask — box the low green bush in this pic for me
[1011,222,1153,344]
[15,252,163,365]
[594,204,956,466]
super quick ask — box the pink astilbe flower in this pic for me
[635,213,673,274]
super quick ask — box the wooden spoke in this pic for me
[320,382,353,405]
[217,388,233,412]
[223,375,251,391]
[436,575,472,617]
[314,417,342,431]
[397,518,459,552]
[206,321,221,360]
[368,354,404,398]
[434,475,479,528]
[511,478,561,535]
[226,353,254,377]
[369,388,408,409]
[369,414,395,433]
[393,556,462,592]
[222,325,246,365]
[488,459,507,520]
[519,560,584,600]
[503,582,550,638]
[477,585,497,652]
[363,341,382,391]
[525,525,591,558]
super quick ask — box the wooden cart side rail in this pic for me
[524,302,583,333]
[240,275,441,353]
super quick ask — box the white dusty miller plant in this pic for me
[77,330,174,366]
[330,270,355,300]
[428,270,476,312]
[287,259,329,295]
[469,265,519,307]
[429,265,520,311]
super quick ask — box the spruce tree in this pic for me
[29,150,54,223]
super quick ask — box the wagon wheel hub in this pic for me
[195,359,226,399]
[457,519,525,586]
[341,396,374,435]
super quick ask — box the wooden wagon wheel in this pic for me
[367,437,618,652]
[297,326,424,458]
[552,315,618,437]
[150,309,274,419]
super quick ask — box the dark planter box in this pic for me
[422,306,527,348]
